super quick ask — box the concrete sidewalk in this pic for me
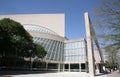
[0,72,108,77]
[3,70,120,77]
[106,71,120,77]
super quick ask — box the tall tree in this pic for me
[0,18,32,57]
[104,46,118,70]
[94,0,120,48]
[0,18,47,58]
[94,0,120,68]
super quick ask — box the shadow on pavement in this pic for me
[0,70,57,76]
[95,72,110,76]
[0,76,13,77]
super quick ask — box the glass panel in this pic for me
[23,24,58,35]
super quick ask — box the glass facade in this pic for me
[64,40,87,62]
[24,24,87,63]
[33,37,64,62]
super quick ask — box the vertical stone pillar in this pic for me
[58,63,60,72]
[84,12,95,77]
[46,62,48,70]
[79,63,81,72]
[96,64,100,74]
[69,63,70,72]
[63,63,65,72]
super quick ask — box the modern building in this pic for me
[0,14,103,73]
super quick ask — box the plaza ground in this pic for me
[0,70,119,77]
[0,72,107,77]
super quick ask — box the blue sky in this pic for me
[0,0,101,39]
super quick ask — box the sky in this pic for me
[0,0,101,39]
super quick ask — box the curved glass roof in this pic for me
[33,37,64,61]
[23,24,58,35]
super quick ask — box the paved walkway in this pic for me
[0,71,119,77]
[106,71,120,77]
[0,72,106,77]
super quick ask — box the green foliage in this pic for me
[24,43,47,58]
[0,18,32,57]
[104,62,117,69]
[35,44,47,58]
[0,18,47,58]
[104,46,118,65]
